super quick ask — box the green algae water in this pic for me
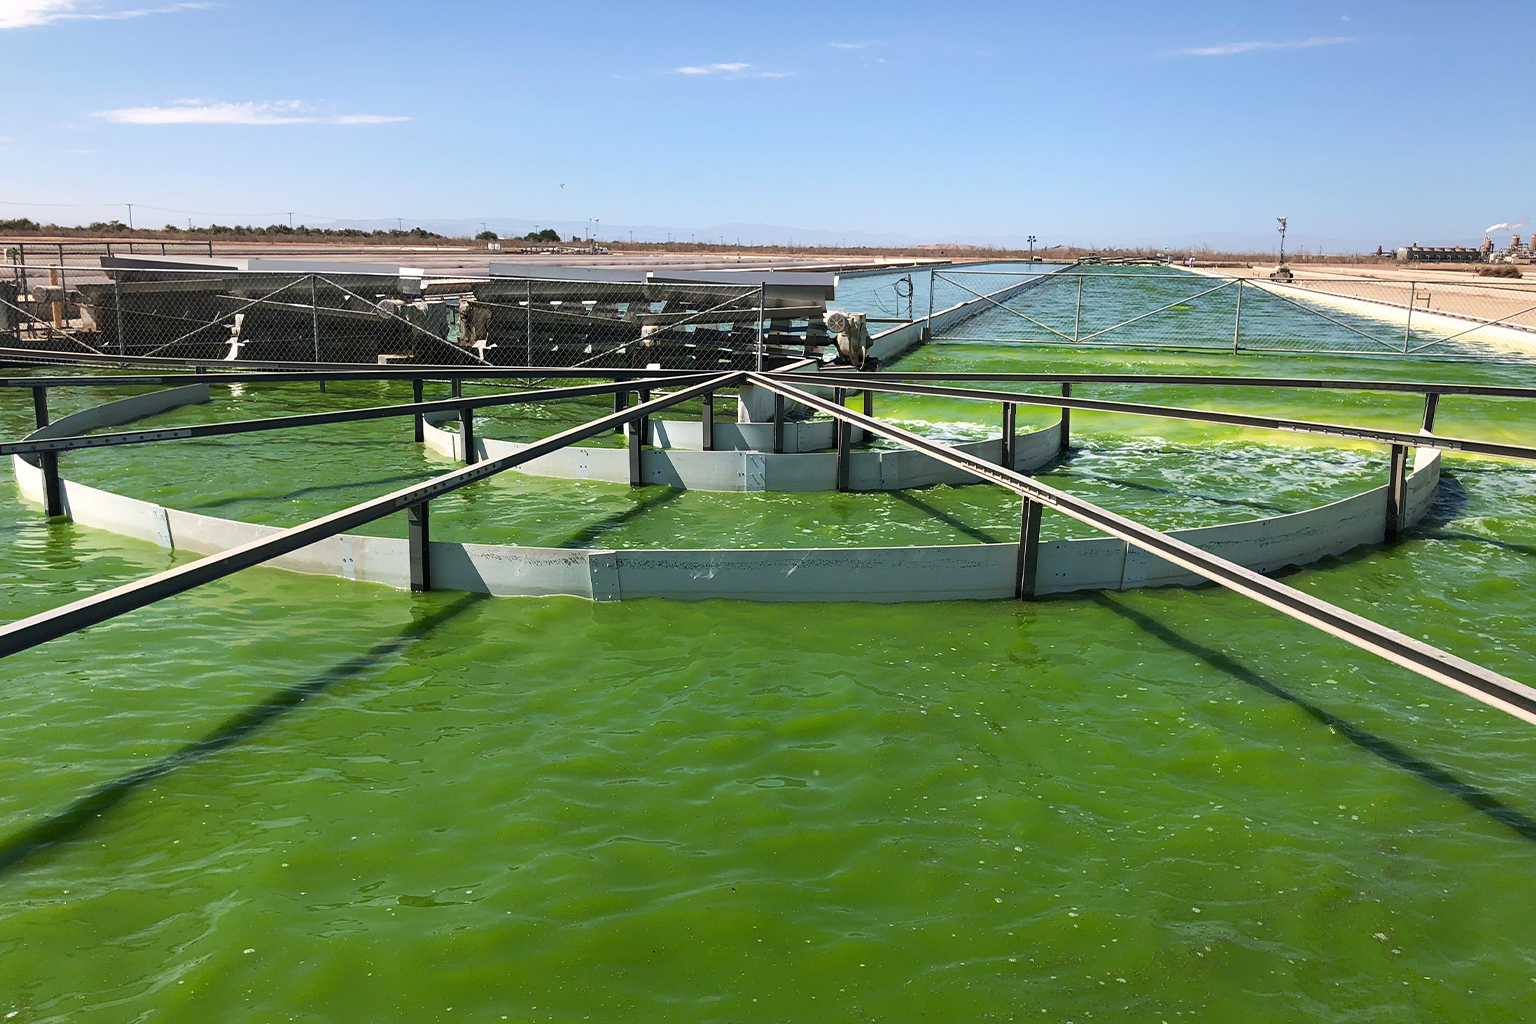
[4,339,1536,1020]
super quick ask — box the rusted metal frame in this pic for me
[749,373,1536,727]
[0,372,744,660]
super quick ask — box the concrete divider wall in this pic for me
[10,385,1444,604]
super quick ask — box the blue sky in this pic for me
[1,0,1530,251]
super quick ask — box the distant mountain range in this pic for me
[318,218,1461,255]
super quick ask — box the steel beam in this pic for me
[1,374,718,458]
[1001,402,1016,469]
[407,501,431,592]
[834,387,850,492]
[790,373,1536,465]
[0,373,743,661]
[1016,498,1043,599]
[1386,444,1409,542]
[459,406,476,465]
[1421,393,1440,434]
[748,373,1536,728]
[412,379,425,443]
[1059,382,1071,454]
[701,391,714,451]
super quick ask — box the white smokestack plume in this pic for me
[1485,216,1529,234]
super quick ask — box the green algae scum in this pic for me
[4,265,1536,1022]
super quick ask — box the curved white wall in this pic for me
[10,385,1442,604]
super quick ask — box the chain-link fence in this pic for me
[0,261,838,369]
[927,266,1536,361]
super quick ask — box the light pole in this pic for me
[1027,235,1036,257]
[1277,217,1288,264]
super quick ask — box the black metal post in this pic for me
[31,386,62,517]
[834,387,850,491]
[701,391,714,451]
[1386,444,1409,542]
[1001,402,1016,469]
[1421,393,1440,434]
[1016,498,1043,599]
[638,388,651,452]
[1059,382,1072,454]
[614,378,628,434]
[862,357,879,418]
[628,412,643,487]
[773,393,785,454]
[412,379,424,442]
[459,405,476,465]
[407,501,431,592]
[451,377,462,399]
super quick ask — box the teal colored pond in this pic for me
[2,319,1536,1021]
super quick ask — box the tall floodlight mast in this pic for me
[1277,217,1288,264]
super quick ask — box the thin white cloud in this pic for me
[91,100,409,125]
[672,62,787,79]
[1180,36,1352,56]
[829,41,872,49]
[0,0,212,30]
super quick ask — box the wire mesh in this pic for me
[930,266,1536,362]
[0,262,821,369]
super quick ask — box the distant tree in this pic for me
[523,228,560,242]
[88,220,131,233]
[0,218,42,231]
[476,230,499,240]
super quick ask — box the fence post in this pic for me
[1232,278,1243,353]
[614,377,628,434]
[925,268,935,340]
[1059,383,1072,454]
[1385,444,1409,542]
[701,390,714,451]
[1404,283,1416,353]
[1015,498,1044,599]
[1421,393,1440,434]
[407,501,431,592]
[412,378,425,442]
[311,274,320,362]
[1073,275,1084,342]
[1001,402,1016,469]
[756,284,766,371]
[834,387,850,491]
[113,275,125,356]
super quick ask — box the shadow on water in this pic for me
[1070,473,1291,516]
[1089,591,1536,845]
[558,486,686,548]
[0,593,483,879]
[888,489,1007,544]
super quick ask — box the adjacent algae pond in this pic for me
[4,284,1536,1021]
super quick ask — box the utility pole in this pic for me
[126,203,134,230]
[397,217,404,231]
